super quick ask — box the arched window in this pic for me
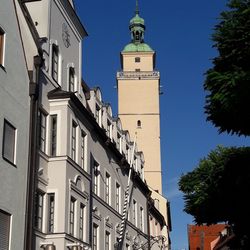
[137,120,141,128]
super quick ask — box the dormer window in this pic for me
[95,104,101,126]
[68,67,75,92]
[52,44,59,82]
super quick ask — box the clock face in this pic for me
[62,23,70,48]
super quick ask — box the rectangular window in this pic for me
[69,197,75,235]
[52,44,59,82]
[95,104,101,125]
[105,231,110,250]
[0,210,10,250]
[3,120,16,164]
[140,206,144,231]
[93,224,98,250]
[93,161,99,195]
[79,203,85,240]
[107,120,112,138]
[48,193,55,233]
[50,115,57,156]
[35,190,44,231]
[71,121,77,161]
[0,28,5,66]
[117,133,121,152]
[38,110,46,153]
[81,130,86,169]
[115,182,120,213]
[105,172,110,204]
[132,199,137,226]
[135,57,140,63]
[69,67,75,92]
[135,68,140,72]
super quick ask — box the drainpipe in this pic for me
[89,154,94,248]
[24,52,43,250]
[147,196,151,250]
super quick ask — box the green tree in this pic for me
[179,146,250,242]
[204,0,250,136]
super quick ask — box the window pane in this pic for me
[35,191,44,231]
[69,197,75,235]
[79,203,84,240]
[48,194,55,233]
[38,111,46,153]
[52,45,59,82]
[50,115,57,156]
[3,120,16,164]
[69,67,75,92]
[0,210,10,250]
[0,29,4,65]
[71,121,77,161]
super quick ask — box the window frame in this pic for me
[93,223,99,250]
[0,209,11,249]
[135,57,140,63]
[105,230,110,250]
[93,161,100,196]
[105,171,111,205]
[0,27,6,67]
[81,130,86,169]
[132,199,137,226]
[71,120,77,161]
[50,115,57,156]
[79,203,85,240]
[51,44,59,82]
[38,110,47,153]
[2,119,17,166]
[47,193,55,233]
[68,67,75,92]
[115,182,121,213]
[35,190,44,231]
[69,196,76,236]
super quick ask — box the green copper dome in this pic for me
[130,14,145,26]
[123,0,154,52]
[123,42,153,52]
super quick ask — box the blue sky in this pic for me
[74,1,250,249]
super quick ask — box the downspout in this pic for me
[89,154,94,248]
[24,52,43,250]
[147,195,151,250]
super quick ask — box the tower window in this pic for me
[135,57,140,63]
[137,120,141,128]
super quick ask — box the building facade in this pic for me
[0,1,31,249]
[1,0,171,249]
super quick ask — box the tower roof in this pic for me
[123,0,153,52]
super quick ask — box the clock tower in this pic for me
[117,1,162,194]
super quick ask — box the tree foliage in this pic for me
[204,0,250,136]
[179,146,250,239]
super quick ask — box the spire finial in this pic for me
[135,0,139,15]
